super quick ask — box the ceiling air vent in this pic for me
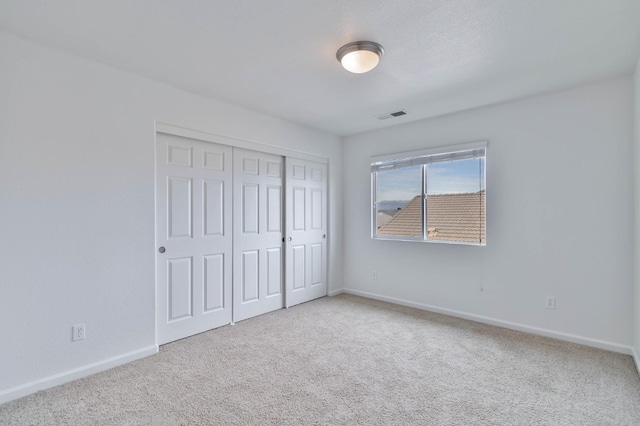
[376,110,407,120]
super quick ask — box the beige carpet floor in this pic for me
[2,294,640,425]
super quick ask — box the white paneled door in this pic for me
[233,148,285,322]
[285,158,328,307]
[156,133,328,342]
[156,133,233,345]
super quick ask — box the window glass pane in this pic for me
[426,157,485,244]
[375,165,422,238]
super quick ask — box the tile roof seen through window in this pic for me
[377,191,485,244]
[377,196,423,238]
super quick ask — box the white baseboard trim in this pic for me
[342,289,633,356]
[0,345,158,405]
[632,348,640,377]
[328,288,345,297]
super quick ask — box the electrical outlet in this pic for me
[72,324,85,341]
[545,296,556,310]
[372,271,377,280]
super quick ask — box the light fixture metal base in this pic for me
[336,41,384,63]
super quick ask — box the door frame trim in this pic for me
[156,122,328,164]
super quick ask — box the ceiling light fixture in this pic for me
[336,41,384,74]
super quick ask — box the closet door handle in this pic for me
[158,247,166,254]
[322,234,326,239]
[287,237,292,242]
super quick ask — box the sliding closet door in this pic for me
[156,133,233,345]
[285,158,328,307]
[233,148,284,322]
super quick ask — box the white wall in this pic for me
[0,32,343,401]
[343,77,634,352]
[634,57,640,365]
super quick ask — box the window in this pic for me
[371,142,486,245]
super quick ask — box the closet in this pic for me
[155,131,327,345]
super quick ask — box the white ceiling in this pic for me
[1,1,639,136]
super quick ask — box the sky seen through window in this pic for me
[377,158,485,203]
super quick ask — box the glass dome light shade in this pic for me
[340,50,380,74]
[336,41,384,74]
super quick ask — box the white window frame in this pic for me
[371,141,487,246]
